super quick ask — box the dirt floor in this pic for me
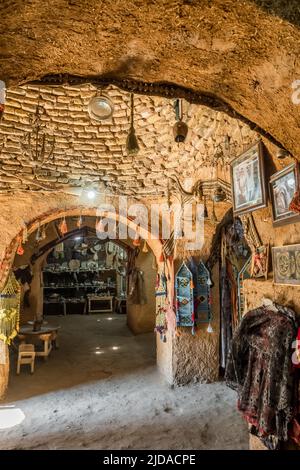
[0,313,248,450]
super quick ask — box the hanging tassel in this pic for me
[159,251,164,262]
[16,236,24,256]
[77,214,83,228]
[16,244,24,256]
[22,222,28,244]
[191,325,195,335]
[58,217,68,236]
[36,224,41,242]
[41,225,47,240]
[207,322,213,333]
[142,240,148,253]
[190,279,194,289]
[132,232,141,247]
[95,217,105,233]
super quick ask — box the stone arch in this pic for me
[0,193,166,291]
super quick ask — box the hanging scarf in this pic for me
[0,273,20,344]
[0,308,19,344]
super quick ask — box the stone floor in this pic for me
[0,313,248,450]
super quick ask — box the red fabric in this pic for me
[293,328,300,369]
[290,417,300,446]
[289,191,300,214]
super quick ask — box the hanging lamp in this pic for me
[173,99,188,143]
[88,90,114,121]
[126,93,139,155]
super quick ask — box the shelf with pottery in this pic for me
[42,238,127,315]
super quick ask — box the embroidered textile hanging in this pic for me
[195,261,212,323]
[0,273,21,344]
[237,256,252,322]
[175,262,194,333]
[155,271,168,341]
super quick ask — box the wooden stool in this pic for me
[51,331,59,349]
[17,334,26,344]
[36,333,52,360]
[17,344,35,375]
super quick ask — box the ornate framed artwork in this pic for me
[269,163,300,227]
[230,141,267,216]
[272,244,300,286]
[250,244,269,280]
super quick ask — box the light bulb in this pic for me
[87,190,96,200]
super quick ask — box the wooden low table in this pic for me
[18,325,61,360]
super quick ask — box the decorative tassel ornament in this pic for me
[77,214,83,228]
[159,251,164,263]
[16,237,24,256]
[58,217,68,236]
[126,93,139,155]
[41,225,47,240]
[22,222,28,244]
[95,217,105,234]
[207,322,213,333]
[132,236,141,247]
[36,224,42,242]
[142,240,148,253]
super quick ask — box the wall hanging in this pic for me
[272,243,300,286]
[175,262,195,334]
[195,261,212,323]
[237,256,252,321]
[155,270,168,342]
[0,273,21,344]
[250,244,269,279]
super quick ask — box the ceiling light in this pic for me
[87,190,96,200]
[173,99,188,143]
[88,93,114,121]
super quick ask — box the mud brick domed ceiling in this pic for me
[0,83,258,195]
[2,0,300,157]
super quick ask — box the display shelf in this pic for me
[44,285,116,289]
[42,238,125,315]
[43,268,116,273]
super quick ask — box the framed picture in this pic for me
[230,141,267,216]
[251,244,269,280]
[269,163,300,227]
[272,244,300,285]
